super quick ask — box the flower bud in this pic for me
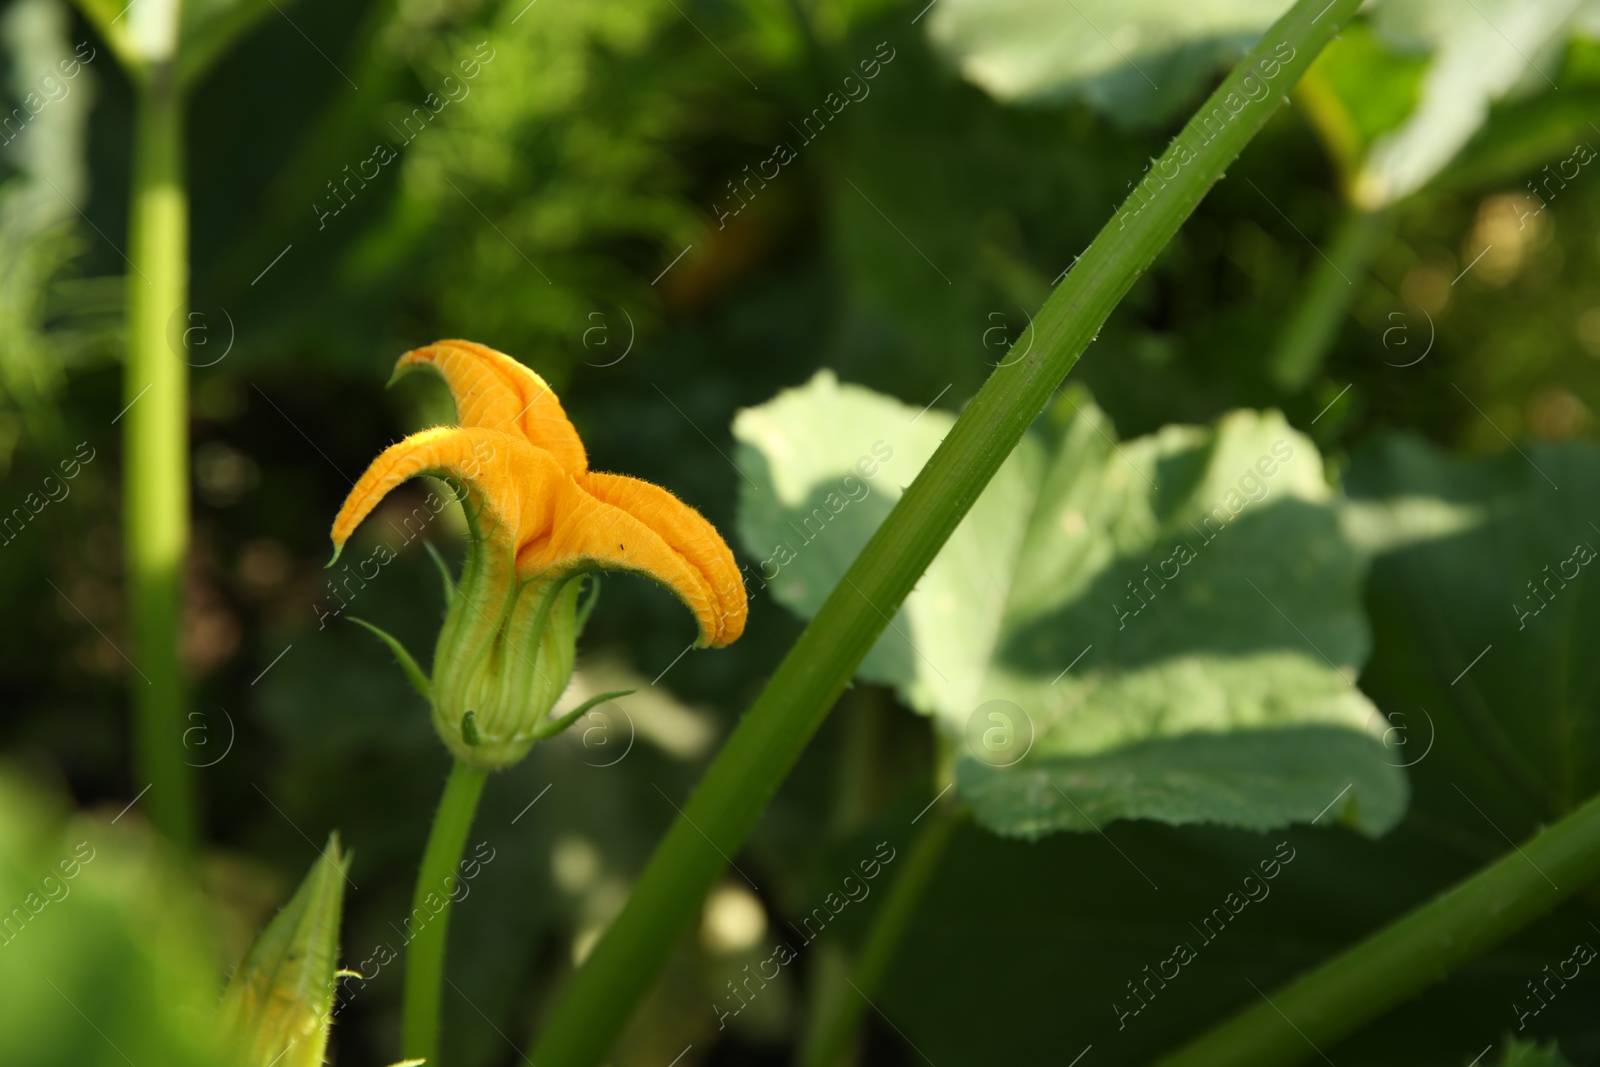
[431,552,582,768]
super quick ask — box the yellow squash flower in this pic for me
[330,340,746,768]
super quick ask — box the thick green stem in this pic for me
[401,759,488,1066]
[125,67,195,849]
[800,804,963,1067]
[1154,788,1600,1066]
[1268,206,1389,393]
[528,3,1362,1063]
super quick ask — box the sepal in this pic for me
[348,617,432,704]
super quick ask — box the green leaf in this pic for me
[924,0,1593,205]
[1295,20,1430,192]
[734,372,1405,838]
[1331,0,1587,207]
[1431,36,1600,193]
[956,726,1405,839]
[924,0,1289,126]
[1493,1036,1578,1067]
[0,773,225,1067]
[218,835,351,1067]
[1346,433,1600,823]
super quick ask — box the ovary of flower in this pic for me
[328,340,745,766]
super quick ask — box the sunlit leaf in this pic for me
[1345,0,1587,206]
[734,372,1405,838]
[925,0,1594,205]
[924,0,1288,126]
[1294,20,1429,193]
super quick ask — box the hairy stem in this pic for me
[401,759,488,1066]
[529,2,1363,1062]
[125,66,195,849]
[1153,788,1600,1066]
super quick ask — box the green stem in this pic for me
[401,759,488,1066]
[1154,788,1600,1067]
[800,803,964,1067]
[125,66,195,850]
[528,3,1362,1063]
[1268,206,1389,393]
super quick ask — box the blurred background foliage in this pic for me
[5,0,1600,1062]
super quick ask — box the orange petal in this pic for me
[330,425,736,647]
[393,340,588,473]
[578,472,747,647]
[329,426,526,560]
[514,474,731,648]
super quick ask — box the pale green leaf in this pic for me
[923,0,1592,206]
[734,373,1406,838]
[924,0,1289,125]
[1350,0,1586,206]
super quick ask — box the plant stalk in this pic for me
[528,2,1363,1062]
[125,65,196,849]
[1153,788,1600,1066]
[1269,206,1390,393]
[800,803,963,1067]
[401,759,488,1066]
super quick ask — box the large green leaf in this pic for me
[1347,433,1600,827]
[733,372,1405,838]
[1433,54,1600,194]
[924,0,1289,126]
[924,0,1593,204]
[1331,0,1588,207]
[0,772,224,1067]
